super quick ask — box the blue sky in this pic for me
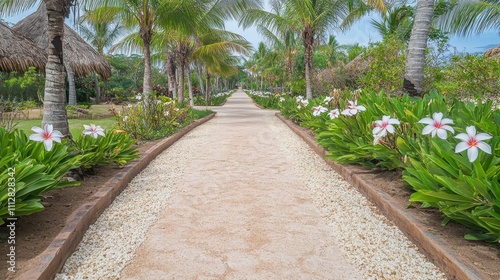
[3,4,498,54]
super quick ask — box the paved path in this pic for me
[120,89,363,279]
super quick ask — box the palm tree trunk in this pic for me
[403,0,435,96]
[165,49,177,98]
[205,69,211,103]
[195,63,205,96]
[187,64,194,106]
[65,61,76,106]
[142,38,153,96]
[42,0,70,136]
[93,72,101,103]
[303,27,314,99]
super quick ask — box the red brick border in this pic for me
[276,113,483,280]
[16,113,216,280]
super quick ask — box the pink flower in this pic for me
[455,126,492,162]
[372,116,400,145]
[312,105,328,116]
[419,112,454,139]
[341,100,366,116]
[83,124,106,139]
[29,124,64,151]
[328,109,340,119]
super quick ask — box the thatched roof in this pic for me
[484,45,500,59]
[13,3,111,79]
[0,22,46,73]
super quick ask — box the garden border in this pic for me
[16,113,216,280]
[276,113,483,280]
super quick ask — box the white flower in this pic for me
[83,124,106,139]
[127,104,133,108]
[301,99,309,106]
[372,116,400,145]
[279,97,285,102]
[29,124,63,151]
[312,106,328,116]
[296,96,304,102]
[419,112,454,139]
[123,116,129,122]
[135,94,142,100]
[341,100,366,116]
[297,105,302,109]
[455,126,492,162]
[328,109,340,119]
[323,96,333,104]
[165,111,170,116]
[174,108,180,112]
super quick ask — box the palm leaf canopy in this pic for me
[12,3,112,79]
[0,21,46,72]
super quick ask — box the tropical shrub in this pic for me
[72,125,139,169]
[246,90,282,109]
[279,89,500,241]
[115,94,190,140]
[194,90,233,106]
[0,127,80,225]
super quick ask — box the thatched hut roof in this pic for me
[12,3,111,79]
[0,22,46,73]
[484,45,500,59]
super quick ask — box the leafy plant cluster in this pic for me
[0,125,139,225]
[193,90,234,106]
[275,89,500,242]
[114,94,192,140]
[246,90,283,109]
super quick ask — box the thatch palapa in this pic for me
[12,3,111,80]
[484,45,500,59]
[0,22,46,73]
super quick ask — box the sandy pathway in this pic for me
[119,90,363,279]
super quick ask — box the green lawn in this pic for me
[12,117,117,137]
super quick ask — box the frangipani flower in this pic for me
[328,109,340,119]
[419,112,454,139]
[372,116,400,145]
[83,124,106,139]
[312,106,328,116]
[29,124,63,151]
[455,126,492,162]
[341,100,366,116]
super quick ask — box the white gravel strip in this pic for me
[272,118,446,280]
[55,132,197,279]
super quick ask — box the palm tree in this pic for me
[371,4,414,42]
[84,0,194,97]
[241,0,384,99]
[403,0,435,96]
[78,14,122,103]
[0,0,73,136]
[437,0,500,36]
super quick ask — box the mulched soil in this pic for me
[1,131,499,278]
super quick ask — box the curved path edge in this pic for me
[276,113,483,280]
[16,113,216,280]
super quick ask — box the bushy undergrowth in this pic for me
[246,90,283,109]
[193,90,234,106]
[271,88,500,242]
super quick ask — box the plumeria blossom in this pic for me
[328,109,340,119]
[323,96,333,104]
[341,100,366,116]
[419,112,454,139]
[29,124,63,151]
[312,105,328,116]
[455,126,492,162]
[372,116,400,145]
[83,124,106,139]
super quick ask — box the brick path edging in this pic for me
[275,113,483,280]
[16,113,216,280]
